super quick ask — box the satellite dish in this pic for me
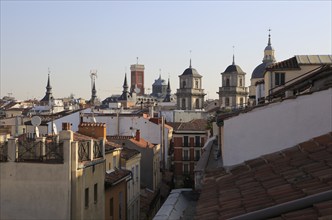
[31,116,41,127]
[134,87,141,93]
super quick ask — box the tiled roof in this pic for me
[195,133,332,219]
[167,119,208,132]
[105,169,131,185]
[266,55,332,71]
[105,141,122,153]
[121,147,140,160]
[107,136,155,149]
[73,132,97,141]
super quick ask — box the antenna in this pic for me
[90,69,98,100]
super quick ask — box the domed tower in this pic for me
[218,54,248,109]
[151,74,167,98]
[176,59,206,110]
[249,30,276,104]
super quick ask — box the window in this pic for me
[226,78,230,87]
[240,98,244,106]
[182,80,186,88]
[225,97,230,106]
[110,198,114,217]
[85,188,89,208]
[275,72,285,86]
[195,79,199,88]
[138,75,142,83]
[195,136,201,147]
[183,164,189,174]
[195,150,200,161]
[183,149,189,161]
[195,98,200,109]
[183,136,189,147]
[94,184,98,204]
[181,98,186,110]
[239,78,243,87]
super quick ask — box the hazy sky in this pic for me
[1,1,331,101]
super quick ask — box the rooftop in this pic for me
[195,132,332,219]
[266,55,332,71]
[121,147,140,160]
[167,119,208,132]
[105,169,131,186]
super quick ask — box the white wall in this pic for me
[85,115,171,168]
[223,88,332,166]
[0,138,71,220]
[49,108,91,134]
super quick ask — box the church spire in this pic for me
[123,73,128,91]
[268,28,271,46]
[189,50,192,68]
[163,77,172,102]
[40,69,53,105]
[232,46,235,65]
[263,29,276,63]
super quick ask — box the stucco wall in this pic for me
[222,88,332,167]
[0,140,71,220]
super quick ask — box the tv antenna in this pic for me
[90,69,98,91]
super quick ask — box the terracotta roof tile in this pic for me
[195,132,332,219]
[105,169,131,185]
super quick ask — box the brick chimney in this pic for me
[135,129,140,142]
[62,122,71,131]
[78,122,106,139]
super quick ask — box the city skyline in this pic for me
[1,1,331,101]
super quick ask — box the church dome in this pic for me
[251,62,272,79]
[265,45,273,51]
[224,64,244,74]
[181,59,202,77]
[182,67,202,77]
[153,75,167,86]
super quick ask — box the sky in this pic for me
[1,1,331,101]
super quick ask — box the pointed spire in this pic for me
[268,28,271,46]
[189,50,192,68]
[232,46,235,65]
[40,68,53,104]
[164,77,171,102]
[123,73,128,90]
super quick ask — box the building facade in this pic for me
[0,124,106,220]
[168,119,208,188]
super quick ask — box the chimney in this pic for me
[62,122,71,131]
[135,129,140,142]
